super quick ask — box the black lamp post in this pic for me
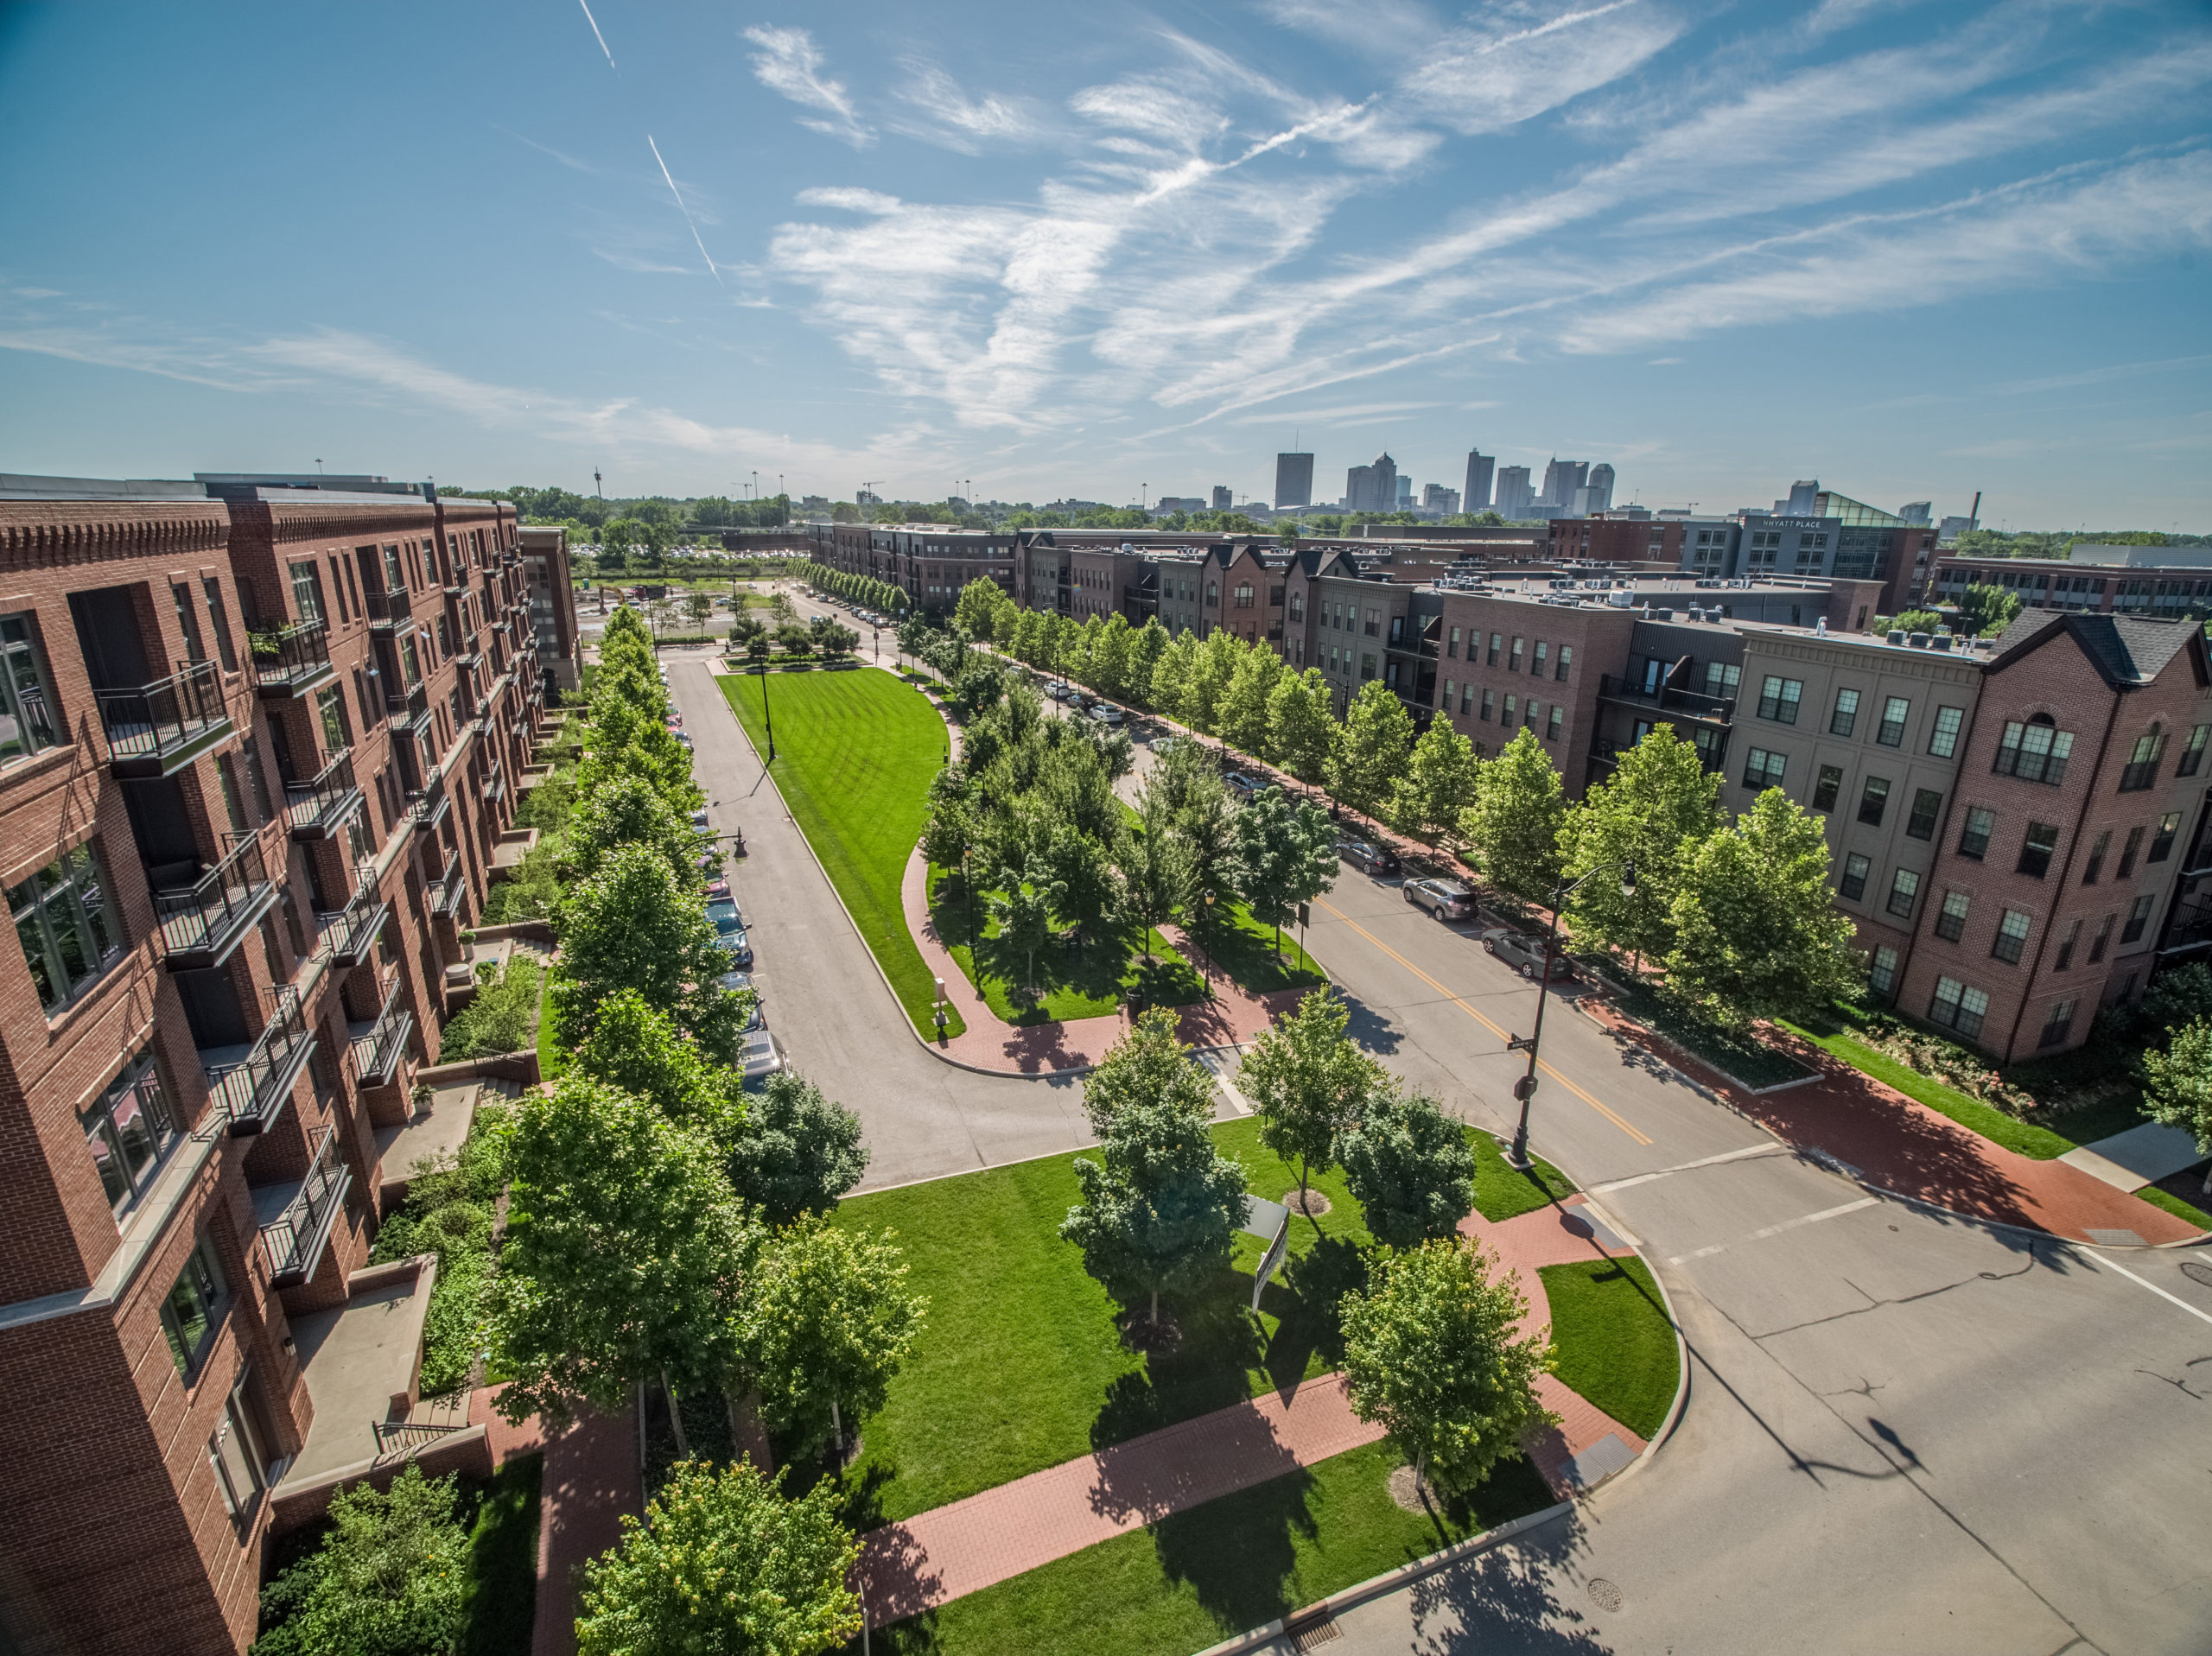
[753,658,776,763]
[1504,859,1635,1170]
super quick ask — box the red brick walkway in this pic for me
[1577,997,2203,1246]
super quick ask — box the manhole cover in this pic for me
[1587,1578,1624,1614]
[2182,1260,2212,1290]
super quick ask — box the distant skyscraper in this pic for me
[1211,485,1231,511]
[1463,450,1494,511]
[1274,453,1313,509]
[1541,458,1587,508]
[1422,483,1461,514]
[1395,474,1414,510]
[1784,479,1820,515]
[1585,463,1615,514]
[1495,466,1534,518]
[1346,453,1398,513]
[1898,500,1932,526]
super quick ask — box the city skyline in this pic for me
[2,1,2209,530]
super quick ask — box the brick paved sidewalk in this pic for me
[1578,996,2203,1247]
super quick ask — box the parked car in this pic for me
[1337,836,1400,875]
[1047,682,1078,701]
[1090,702,1124,726]
[672,731,693,748]
[714,925,754,970]
[1481,928,1574,981]
[689,808,711,831]
[739,1026,783,1084]
[1224,771,1273,803]
[1404,877,1477,920]
[702,877,730,902]
[706,896,747,933]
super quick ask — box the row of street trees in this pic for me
[805,564,910,614]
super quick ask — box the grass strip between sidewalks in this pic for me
[1539,1255,1678,1441]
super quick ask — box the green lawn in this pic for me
[1468,1129,1577,1221]
[826,1116,1378,1525]
[1190,903,1329,996]
[2137,1183,2212,1229]
[927,865,1205,1025]
[461,1453,543,1656]
[717,668,964,1039]
[860,1439,1554,1656]
[1777,1018,2082,1158]
[1539,1256,1678,1440]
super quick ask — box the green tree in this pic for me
[1461,728,1566,902]
[556,843,751,1062]
[725,1069,869,1226]
[1329,681,1415,820]
[1148,629,1201,720]
[1238,989,1385,1225]
[562,770,702,891]
[252,1463,468,1656]
[683,591,713,631]
[1339,1090,1478,1250]
[569,988,743,1130]
[1039,823,1121,936]
[1392,719,1481,848]
[1216,642,1286,761]
[1663,787,1863,1028]
[1954,582,2024,638]
[1116,797,1192,968]
[1268,667,1341,784]
[1339,1236,1552,1493]
[1171,772,1242,955]
[490,1078,761,1427]
[1559,726,1720,967]
[955,577,1009,641]
[988,868,1062,993]
[1184,631,1243,734]
[741,1217,925,1459]
[1232,789,1336,960]
[575,1459,861,1656]
[2142,1019,2212,1190]
[1060,1011,1251,1325]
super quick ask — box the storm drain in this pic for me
[1282,1611,1341,1650]
[2182,1260,2212,1290]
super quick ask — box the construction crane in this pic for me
[857,479,881,506]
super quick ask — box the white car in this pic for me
[740,1026,783,1083]
[1090,702,1124,726]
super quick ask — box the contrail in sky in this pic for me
[647,135,724,288]
[576,0,618,72]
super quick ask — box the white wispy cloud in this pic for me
[743,24,873,148]
[892,64,1039,152]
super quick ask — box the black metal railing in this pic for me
[481,760,506,803]
[153,833,273,965]
[363,587,412,629]
[250,619,333,695]
[207,993,315,1133]
[93,661,232,771]
[2162,899,2212,953]
[1598,674,1736,721]
[284,749,362,838]
[372,1417,466,1458]
[318,878,391,968]
[385,681,430,733]
[259,1126,348,1286]
[351,989,412,1089]
[427,849,463,916]
[408,773,448,833]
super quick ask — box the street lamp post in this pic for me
[1503,860,1636,1170]
[753,658,777,763]
[1198,890,1217,1000]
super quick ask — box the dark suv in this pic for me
[1337,836,1399,875]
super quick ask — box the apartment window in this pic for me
[1533,642,1549,676]
[1935,890,1971,942]
[0,613,60,764]
[1459,683,1472,715]
[1868,944,1899,999]
[160,1242,226,1382]
[2177,723,2209,778]
[315,685,351,755]
[1928,706,1965,758]
[326,555,350,623]
[1547,705,1563,742]
[1360,653,1376,681]
[2037,999,2076,1049]
[1839,853,1871,901]
[2149,812,2181,863]
[2116,825,2145,879]
[208,1387,268,1522]
[1703,661,1742,700]
[1523,699,1540,730]
[1992,908,2032,964]
[2054,918,2081,971]
[2119,724,2166,792]
[170,582,207,663]
[1363,609,1380,637]
[1757,676,1802,723]
[1952,806,1993,861]
[1813,765,1843,813]
[1510,637,1524,672]
[1488,632,1502,666]
[83,1050,175,1219]
[200,578,239,671]
[1233,583,1254,608]
[1928,976,1989,1042]
[2082,829,2110,885]
[1207,581,1219,604]
[1905,788,1942,841]
[1829,687,1859,738]
[1556,645,1573,682]
[2088,912,2114,963]
[1886,866,1921,918]
[1446,625,1459,657]
[287,560,325,623]
[2121,893,2156,945]
[2018,822,2059,879]
[1503,693,1516,723]
[10,843,120,1012]
[1480,688,1494,721]
[1877,696,1910,748]
[1858,776,1891,827]
[1442,680,1455,712]
[1993,716,2073,785]
[1743,747,1786,791]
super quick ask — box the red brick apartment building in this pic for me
[0,473,562,1655]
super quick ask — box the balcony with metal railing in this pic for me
[1597,674,1737,724]
[152,832,279,970]
[426,848,464,917]
[253,1126,351,1288]
[251,619,335,699]
[316,865,389,968]
[409,773,449,834]
[94,661,235,777]
[385,680,432,736]
[480,758,506,805]
[363,587,413,630]
[349,979,413,1090]
[204,992,316,1135]
[285,749,365,840]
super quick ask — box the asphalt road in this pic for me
[663,606,2212,1655]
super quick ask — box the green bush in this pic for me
[251,1464,469,1656]
[438,960,543,1062]
[514,767,575,833]
[372,1105,517,1397]
[480,841,563,925]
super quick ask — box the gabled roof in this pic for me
[1986,607,2209,689]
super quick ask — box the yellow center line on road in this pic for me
[1313,896,1653,1147]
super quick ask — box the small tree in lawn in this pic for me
[1268,667,1341,786]
[1391,719,1481,850]
[1172,777,1242,958]
[1116,797,1192,968]
[1340,1236,1552,1494]
[1061,1010,1250,1329]
[683,591,713,631]
[1663,787,1861,1029]
[1039,823,1121,938]
[1238,989,1386,1226]
[725,1069,869,1226]
[741,1217,926,1461]
[987,867,1062,996]
[1328,681,1415,822]
[490,1077,761,1431]
[1339,1089,1478,1250]
[2142,1019,2212,1193]
[1459,728,1566,903]
[1232,789,1336,962]
[576,1459,861,1656]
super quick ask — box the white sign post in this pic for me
[1241,1194,1294,1313]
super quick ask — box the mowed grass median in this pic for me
[719,666,963,1038]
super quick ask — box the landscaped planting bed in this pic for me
[925,864,1204,1024]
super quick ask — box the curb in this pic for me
[1189,1498,1574,1656]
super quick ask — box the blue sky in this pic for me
[1,0,2207,529]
